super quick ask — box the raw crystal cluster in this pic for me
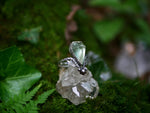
[57,41,99,105]
[56,66,99,105]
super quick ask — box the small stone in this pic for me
[56,66,99,105]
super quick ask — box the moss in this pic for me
[40,76,150,113]
[0,0,150,113]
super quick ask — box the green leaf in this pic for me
[23,83,42,102]
[0,83,54,113]
[24,101,39,113]
[121,0,141,14]
[17,26,42,44]
[89,0,144,14]
[93,18,124,43]
[15,83,42,105]
[35,89,55,104]
[136,18,150,33]
[135,18,150,45]
[89,0,120,7]
[0,46,41,102]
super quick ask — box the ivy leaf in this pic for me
[121,0,142,14]
[89,0,142,14]
[87,51,111,85]
[17,26,42,44]
[93,18,124,43]
[136,18,150,33]
[0,46,41,102]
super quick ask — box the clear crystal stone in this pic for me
[69,41,86,64]
[56,66,99,105]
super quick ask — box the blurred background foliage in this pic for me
[0,0,150,113]
[89,0,150,44]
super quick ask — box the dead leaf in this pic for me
[65,5,81,44]
[66,5,81,21]
[86,8,103,20]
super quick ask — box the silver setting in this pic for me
[59,41,88,75]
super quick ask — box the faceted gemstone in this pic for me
[56,66,99,105]
[69,41,86,64]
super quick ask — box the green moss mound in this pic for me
[0,0,150,113]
